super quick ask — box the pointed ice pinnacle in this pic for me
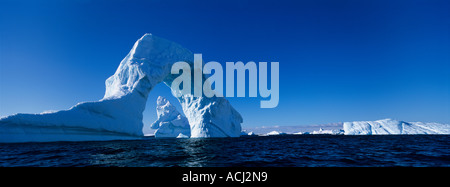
[150,96,190,138]
[0,34,242,142]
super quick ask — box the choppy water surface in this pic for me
[0,135,448,167]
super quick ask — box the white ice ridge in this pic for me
[265,131,286,136]
[343,118,450,135]
[150,96,190,138]
[0,33,242,142]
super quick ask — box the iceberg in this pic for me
[265,131,286,136]
[176,133,189,138]
[150,96,190,138]
[311,128,344,135]
[343,118,450,135]
[243,123,343,135]
[0,33,242,142]
[242,119,448,136]
[247,131,257,136]
[239,130,257,136]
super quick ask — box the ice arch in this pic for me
[0,34,242,142]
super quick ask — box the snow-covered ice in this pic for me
[243,119,448,136]
[344,118,450,135]
[243,123,343,135]
[247,131,257,136]
[265,131,286,136]
[103,33,242,138]
[311,128,344,135]
[0,33,242,142]
[176,133,189,138]
[240,130,257,136]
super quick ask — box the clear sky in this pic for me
[1,0,449,128]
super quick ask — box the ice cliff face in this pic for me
[150,96,190,138]
[0,33,242,142]
[343,119,450,135]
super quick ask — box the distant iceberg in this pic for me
[247,131,257,136]
[243,123,343,135]
[240,131,257,136]
[265,131,286,136]
[243,119,449,136]
[311,128,344,135]
[344,119,450,135]
[0,34,242,143]
[176,133,189,139]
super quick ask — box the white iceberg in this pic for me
[240,131,249,136]
[243,123,343,135]
[243,119,449,136]
[0,33,242,142]
[150,96,190,138]
[239,131,257,136]
[344,118,450,135]
[247,131,257,136]
[311,128,344,135]
[176,133,190,138]
[265,131,286,136]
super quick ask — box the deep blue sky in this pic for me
[1,0,449,127]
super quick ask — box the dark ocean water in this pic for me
[0,135,449,167]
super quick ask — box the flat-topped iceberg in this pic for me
[265,131,286,136]
[0,34,242,142]
[311,128,344,135]
[242,119,449,136]
[344,119,450,135]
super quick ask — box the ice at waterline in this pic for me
[0,34,247,142]
[171,54,279,108]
